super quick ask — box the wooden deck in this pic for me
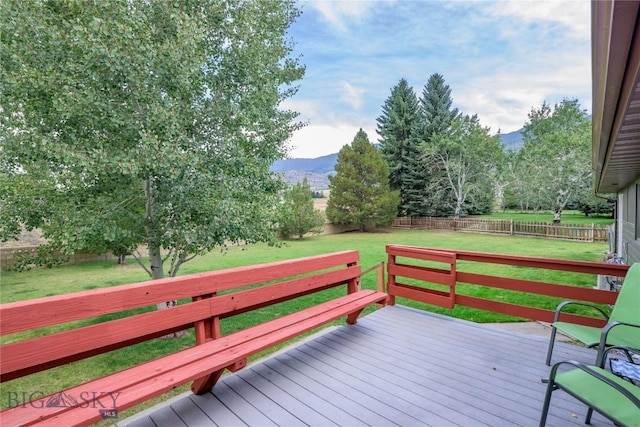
[119,305,614,427]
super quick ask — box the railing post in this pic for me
[387,253,396,306]
[347,261,359,293]
[376,262,385,293]
[376,262,386,308]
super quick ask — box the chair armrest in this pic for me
[603,345,640,365]
[553,300,610,323]
[602,321,640,336]
[550,360,640,408]
[597,322,640,365]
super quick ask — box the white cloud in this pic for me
[281,98,321,122]
[339,81,365,109]
[455,50,592,133]
[308,1,374,32]
[487,0,590,39]
[288,122,377,158]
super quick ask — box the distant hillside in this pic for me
[276,170,334,189]
[270,152,337,174]
[500,128,524,151]
[272,133,525,188]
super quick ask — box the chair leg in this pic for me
[595,339,607,367]
[539,378,556,427]
[585,407,594,424]
[546,326,557,366]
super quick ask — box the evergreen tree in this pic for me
[403,73,459,217]
[277,178,325,240]
[376,78,419,215]
[419,73,460,138]
[326,130,400,231]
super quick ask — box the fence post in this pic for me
[590,223,595,242]
[510,219,514,236]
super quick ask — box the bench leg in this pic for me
[192,370,224,395]
[191,359,247,395]
[347,309,365,324]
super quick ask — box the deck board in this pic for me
[119,305,616,427]
[170,398,217,427]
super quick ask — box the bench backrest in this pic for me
[0,250,361,382]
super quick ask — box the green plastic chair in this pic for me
[539,347,640,427]
[546,262,640,366]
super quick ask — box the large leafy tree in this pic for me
[0,0,305,278]
[423,115,503,218]
[518,99,592,222]
[326,130,400,231]
[277,178,325,240]
[376,78,420,215]
[404,73,459,217]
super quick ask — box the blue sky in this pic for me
[283,0,591,158]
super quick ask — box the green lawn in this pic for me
[475,210,614,225]
[1,228,610,304]
[0,229,610,422]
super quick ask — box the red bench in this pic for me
[1,250,387,426]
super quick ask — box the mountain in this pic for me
[270,153,337,189]
[270,152,337,174]
[500,115,591,151]
[500,128,524,151]
[272,134,525,188]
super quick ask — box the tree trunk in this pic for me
[150,244,182,337]
[453,201,462,220]
[149,243,164,280]
[149,243,176,309]
[144,179,181,337]
[553,189,569,225]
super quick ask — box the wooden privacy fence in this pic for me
[385,244,629,326]
[392,217,609,242]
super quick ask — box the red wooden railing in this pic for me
[386,244,630,327]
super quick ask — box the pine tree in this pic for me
[419,73,459,139]
[376,78,420,215]
[277,178,325,240]
[404,73,459,217]
[326,129,400,231]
